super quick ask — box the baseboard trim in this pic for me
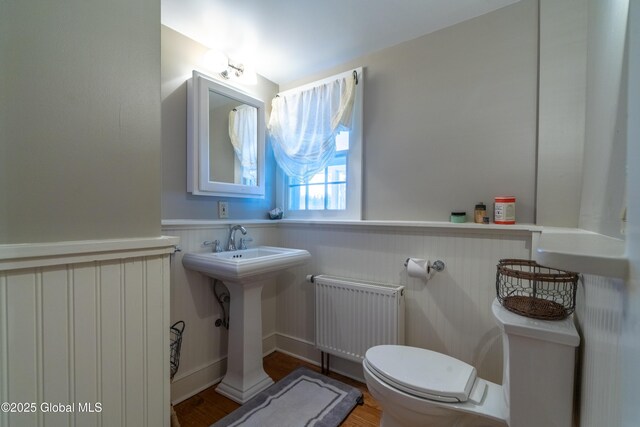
[274,333,365,383]
[171,359,226,404]
[171,332,278,404]
[171,332,364,404]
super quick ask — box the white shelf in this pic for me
[534,229,628,279]
[162,218,541,232]
[278,219,541,232]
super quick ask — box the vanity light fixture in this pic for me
[221,60,257,85]
[202,50,257,85]
[220,60,244,80]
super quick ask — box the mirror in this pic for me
[187,70,265,197]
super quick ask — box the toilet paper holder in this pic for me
[404,258,446,273]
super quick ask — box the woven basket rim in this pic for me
[497,258,578,282]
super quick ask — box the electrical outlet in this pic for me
[218,201,229,219]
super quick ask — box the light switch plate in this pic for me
[218,201,229,219]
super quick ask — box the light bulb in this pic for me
[237,63,257,85]
[202,50,228,73]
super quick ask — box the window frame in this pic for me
[287,147,348,211]
[275,67,363,220]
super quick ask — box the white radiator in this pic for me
[311,275,405,363]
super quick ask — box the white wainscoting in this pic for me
[277,223,534,383]
[163,221,537,399]
[574,274,625,427]
[0,236,176,427]
[150,220,628,427]
[161,221,279,403]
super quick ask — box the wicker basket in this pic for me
[496,259,578,320]
[170,320,185,381]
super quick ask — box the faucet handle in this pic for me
[203,239,223,252]
[238,237,253,250]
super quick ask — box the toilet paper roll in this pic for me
[406,258,429,279]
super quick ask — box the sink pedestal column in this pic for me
[216,279,274,403]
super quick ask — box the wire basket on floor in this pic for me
[170,320,185,381]
[496,259,579,320]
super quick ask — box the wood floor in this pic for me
[173,351,382,426]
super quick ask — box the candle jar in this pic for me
[450,212,467,223]
[474,203,487,224]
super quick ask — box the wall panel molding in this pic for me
[277,224,533,384]
[0,238,176,426]
[575,274,625,427]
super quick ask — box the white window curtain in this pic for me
[228,104,258,185]
[268,75,356,180]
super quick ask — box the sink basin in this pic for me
[181,245,311,404]
[182,246,310,284]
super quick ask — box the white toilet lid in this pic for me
[365,345,477,403]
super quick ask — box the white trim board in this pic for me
[0,236,179,271]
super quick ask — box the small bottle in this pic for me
[474,203,487,224]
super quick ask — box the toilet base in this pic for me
[380,407,458,427]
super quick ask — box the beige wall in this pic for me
[536,0,587,227]
[622,2,639,424]
[282,0,539,224]
[0,0,161,243]
[161,26,279,220]
[578,0,629,238]
[209,100,238,183]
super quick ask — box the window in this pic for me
[275,69,363,220]
[287,132,349,211]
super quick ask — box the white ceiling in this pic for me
[161,0,520,85]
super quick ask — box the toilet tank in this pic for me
[492,299,580,427]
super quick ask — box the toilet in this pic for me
[363,299,580,427]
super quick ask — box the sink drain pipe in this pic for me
[213,279,230,329]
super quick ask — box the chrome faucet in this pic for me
[226,224,247,251]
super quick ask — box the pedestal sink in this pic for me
[182,246,310,403]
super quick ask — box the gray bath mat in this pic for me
[211,366,363,427]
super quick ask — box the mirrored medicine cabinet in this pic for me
[187,70,265,197]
